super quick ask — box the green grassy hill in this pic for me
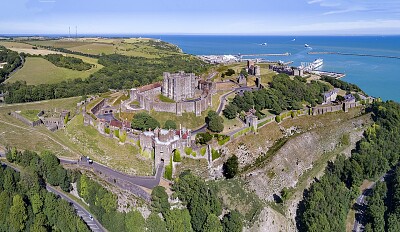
[6,57,100,85]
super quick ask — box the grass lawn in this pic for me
[149,110,206,130]
[65,114,152,175]
[69,43,116,55]
[0,97,81,158]
[6,57,99,85]
[222,117,243,134]
[157,94,175,103]
[19,109,41,121]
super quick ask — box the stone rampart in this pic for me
[10,111,42,127]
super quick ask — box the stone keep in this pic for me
[162,71,197,102]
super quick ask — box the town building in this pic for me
[323,88,339,104]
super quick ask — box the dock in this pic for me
[308,51,400,60]
[310,70,346,79]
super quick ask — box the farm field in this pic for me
[6,57,100,85]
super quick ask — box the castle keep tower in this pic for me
[162,71,197,102]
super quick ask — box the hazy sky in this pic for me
[1,0,400,35]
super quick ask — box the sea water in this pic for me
[158,35,400,102]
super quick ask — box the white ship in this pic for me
[311,58,323,69]
[299,58,323,71]
[304,43,310,48]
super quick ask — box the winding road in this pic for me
[60,157,164,201]
[352,173,389,232]
[0,158,106,232]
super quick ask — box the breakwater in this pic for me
[308,51,400,60]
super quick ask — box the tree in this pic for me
[8,194,28,232]
[223,104,239,119]
[206,111,224,133]
[195,132,213,145]
[173,149,182,162]
[203,214,223,232]
[222,211,242,232]
[151,186,170,215]
[165,209,193,232]
[125,211,145,232]
[131,112,160,131]
[164,120,177,130]
[223,155,239,179]
[146,213,167,232]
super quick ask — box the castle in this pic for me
[128,71,215,116]
[140,128,191,168]
[162,71,197,102]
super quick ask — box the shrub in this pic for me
[164,159,173,180]
[191,151,197,157]
[223,155,239,179]
[184,147,193,156]
[104,127,110,134]
[275,115,282,123]
[211,149,221,161]
[119,131,127,143]
[196,132,213,145]
[200,147,207,156]
[114,129,120,138]
[173,150,181,162]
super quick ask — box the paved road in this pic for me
[61,157,164,201]
[0,161,106,232]
[353,173,389,232]
[46,185,106,232]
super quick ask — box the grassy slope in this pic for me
[0,97,152,175]
[6,57,100,85]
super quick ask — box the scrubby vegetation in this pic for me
[44,54,93,71]
[321,76,363,93]
[223,74,329,118]
[297,101,400,231]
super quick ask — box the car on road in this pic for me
[89,214,93,220]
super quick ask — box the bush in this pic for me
[191,151,197,157]
[211,149,221,161]
[164,159,173,180]
[173,150,181,162]
[164,120,177,129]
[184,147,193,156]
[114,129,120,138]
[200,147,207,156]
[196,132,213,145]
[223,155,239,179]
[275,115,281,123]
[104,127,110,134]
[119,131,127,143]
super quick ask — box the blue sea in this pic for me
[156,35,400,102]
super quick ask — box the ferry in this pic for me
[260,42,267,46]
[304,44,310,48]
[311,58,323,69]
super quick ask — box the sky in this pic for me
[1,0,400,35]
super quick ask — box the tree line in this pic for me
[0,53,209,104]
[43,54,93,71]
[150,171,243,232]
[364,164,400,232]
[223,74,330,119]
[0,151,89,231]
[297,101,400,231]
[0,46,23,83]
